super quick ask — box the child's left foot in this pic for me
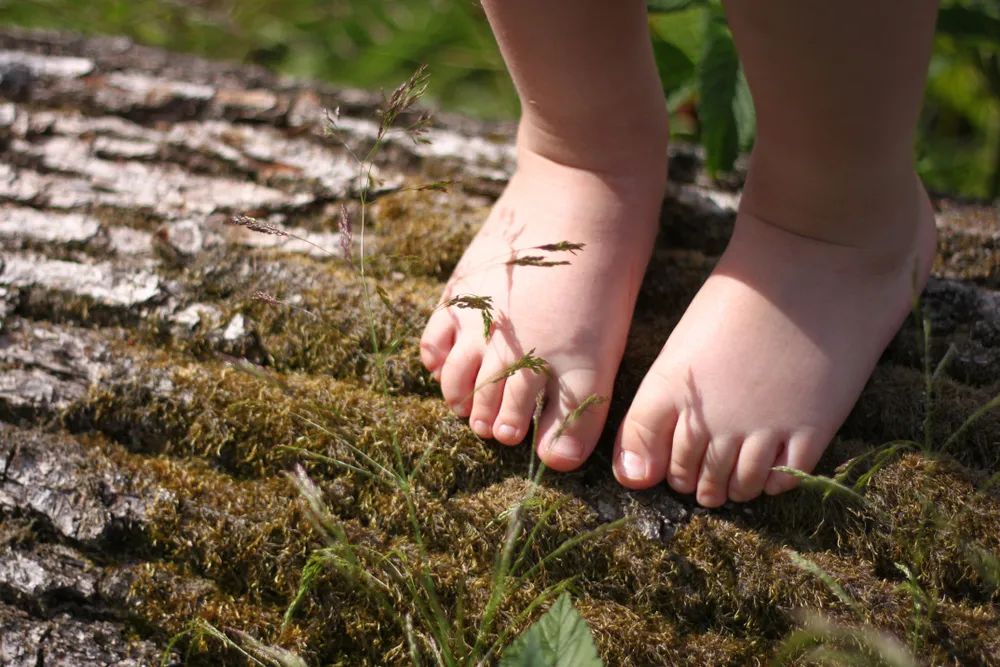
[614,170,937,506]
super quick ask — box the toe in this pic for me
[438,343,483,417]
[764,431,827,496]
[493,369,548,446]
[668,409,710,495]
[615,379,676,489]
[727,432,783,502]
[535,373,610,472]
[420,308,456,375]
[695,435,742,508]
[468,356,507,439]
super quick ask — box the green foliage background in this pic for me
[0,0,996,198]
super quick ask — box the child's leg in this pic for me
[420,1,668,467]
[615,0,939,505]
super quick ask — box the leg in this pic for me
[420,1,668,468]
[615,0,939,505]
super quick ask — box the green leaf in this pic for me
[937,6,1000,47]
[651,37,696,94]
[732,67,756,151]
[698,10,751,175]
[499,593,604,667]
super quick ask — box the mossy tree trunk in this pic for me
[1,27,999,666]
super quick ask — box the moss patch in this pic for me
[370,186,487,280]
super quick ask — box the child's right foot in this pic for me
[420,137,666,470]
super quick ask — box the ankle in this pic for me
[515,104,669,182]
[743,147,926,239]
[738,164,935,274]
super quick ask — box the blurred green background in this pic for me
[1,0,997,198]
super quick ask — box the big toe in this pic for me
[535,370,611,472]
[614,375,677,489]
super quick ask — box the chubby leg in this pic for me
[420,0,668,468]
[615,0,939,505]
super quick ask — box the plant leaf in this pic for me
[499,593,604,667]
[698,10,744,175]
[937,6,1000,46]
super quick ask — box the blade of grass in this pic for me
[787,550,862,619]
[468,393,550,664]
[940,392,1000,454]
[291,412,397,481]
[510,496,571,578]
[276,445,376,481]
[406,614,425,667]
[772,466,869,506]
[478,577,577,667]
[517,519,627,584]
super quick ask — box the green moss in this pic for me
[664,516,825,636]
[575,598,680,666]
[370,187,486,280]
[152,245,441,392]
[40,174,999,664]
[845,365,1000,471]
[69,351,501,494]
[847,454,1000,601]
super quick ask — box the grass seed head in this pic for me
[377,64,430,140]
[553,394,607,440]
[441,294,495,340]
[506,255,571,268]
[489,349,549,384]
[534,241,585,255]
[441,294,493,312]
[408,180,453,193]
[252,291,281,306]
[230,214,288,237]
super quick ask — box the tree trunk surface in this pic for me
[0,27,998,666]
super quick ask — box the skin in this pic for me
[421,0,668,469]
[421,0,941,506]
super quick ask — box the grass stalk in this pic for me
[478,577,576,666]
[940,392,1000,455]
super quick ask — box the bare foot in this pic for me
[420,141,665,470]
[614,172,937,506]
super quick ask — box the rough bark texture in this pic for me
[0,27,998,666]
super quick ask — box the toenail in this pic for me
[620,450,646,480]
[496,424,518,441]
[473,420,491,435]
[548,437,582,461]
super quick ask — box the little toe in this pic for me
[615,391,677,489]
[420,309,456,374]
[468,357,507,439]
[668,410,710,495]
[727,433,783,502]
[493,370,548,446]
[695,435,742,508]
[438,343,483,417]
[536,379,610,472]
[764,431,827,496]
